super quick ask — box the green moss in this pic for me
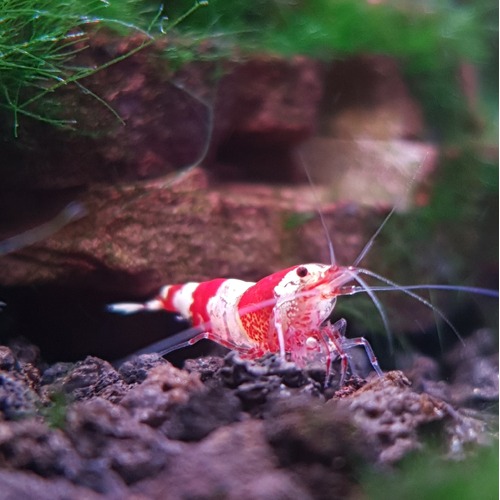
[39,391,70,429]
[0,0,204,135]
[166,0,488,60]
[361,442,499,500]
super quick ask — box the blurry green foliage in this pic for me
[1,0,496,139]
[362,442,499,500]
[282,211,315,231]
[166,0,490,62]
[166,0,496,139]
[374,150,498,286]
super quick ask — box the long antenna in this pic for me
[0,202,87,257]
[298,152,336,266]
[353,206,396,267]
[353,151,430,267]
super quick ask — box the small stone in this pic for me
[0,347,16,371]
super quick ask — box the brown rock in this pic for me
[213,56,323,181]
[120,363,203,428]
[0,164,444,360]
[3,34,323,190]
[133,420,311,500]
[65,398,180,485]
[0,469,106,500]
[300,138,438,209]
[323,55,424,140]
[0,167,387,292]
[333,371,452,463]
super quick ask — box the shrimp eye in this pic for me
[296,266,308,278]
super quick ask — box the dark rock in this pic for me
[236,377,283,407]
[117,353,168,385]
[401,354,453,404]
[265,397,366,500]
[0,418,81,477]
[183,355,225,382]
[266,396,366,465]
[163,386,242,441]
[65,398,180,486]
[0,346,17,371]
[444,329,499,408]
[9,339,41,366]
[220,352,323,412]
[332,371,490,463]
[0,395,181,495]
[0,341,495,497]
[403,330,499,412]
[41,361,74,385]
[120,363,203,427]
[0,345,43,420]
[0,371,39,419]
[59,356,126,403]
[222,352,312,388]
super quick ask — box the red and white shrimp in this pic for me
[107,200,498,387]
[108,262,384,386]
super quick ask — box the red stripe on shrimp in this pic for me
[190,279,227,328]
[160,284,184,311]
[237,266,297,346]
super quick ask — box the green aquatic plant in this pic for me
[39,391,70,429]
[361,442,499,500]
[0,0,205,135]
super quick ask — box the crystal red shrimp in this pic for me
[107,206,497,386]
[108,262,384,386]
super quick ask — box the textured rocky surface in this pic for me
[0,167,392,290]
[1,35,323,190]
[0,336,496,499]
